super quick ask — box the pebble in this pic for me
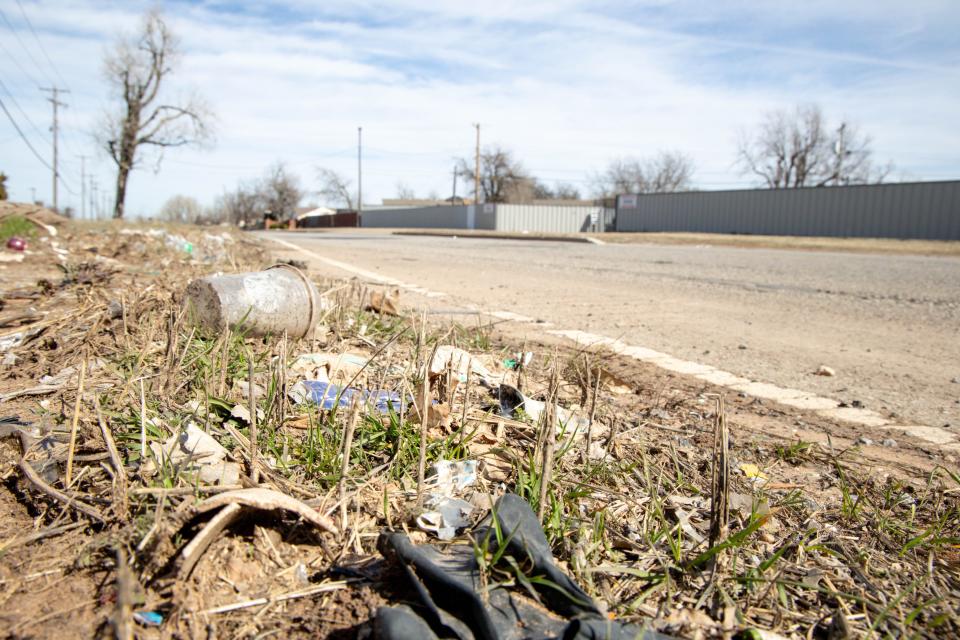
[815,365,836,377]
[856,436,874,446]
[882,438,898,448]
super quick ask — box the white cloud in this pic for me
[0,0,957,216]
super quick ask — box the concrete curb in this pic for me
[391,230,603,244]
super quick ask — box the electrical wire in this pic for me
[15,0,70,90]
[0,6,54,85]
[0,77,51,145]
[0,93,52,171]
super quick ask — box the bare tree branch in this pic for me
[736,104,889,188]
[98,9,215,218]
[591,152,694,197]
[315,168,354,209]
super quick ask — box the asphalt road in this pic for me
[263,230,960,428]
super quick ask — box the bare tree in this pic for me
[591,151,694,197]
[0,173,7,200]
[457,145,529,203]
[736,104,888,188]
[316,168,353,209]
[261,162,303,218]
[100,10,214,219]
[159,194,201,223]
[395,181,416,200]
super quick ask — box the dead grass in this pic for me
[0,219,957,638]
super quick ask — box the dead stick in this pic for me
[113,546,134,640]
[416,310,428,504]
[338,402,360,536]
[139,378,147,461]
[19,457,106,523]
[65,357,88,488]
[249,352,259,484]
[538,363,558,521]
[585,366,600,459]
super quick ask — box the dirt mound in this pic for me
[0,201,70,228]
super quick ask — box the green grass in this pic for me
[0,215,36,242]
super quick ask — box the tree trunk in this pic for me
[113,164,129,219]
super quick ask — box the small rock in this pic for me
[815,365,836,377]
[951,377,959,384]
[882,438,898,448]
[856,436,874,446]
[107,300,124,319]
[738,344,747,350]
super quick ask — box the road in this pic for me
[262,230,960,429]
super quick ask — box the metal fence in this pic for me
[616,181,960,240]
[360,203,606,233]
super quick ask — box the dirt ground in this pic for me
[1,215,958,639]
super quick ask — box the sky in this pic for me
[1,0,958,218]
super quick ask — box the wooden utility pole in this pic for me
[357,126,363,217]
[77,155,87,218]
[473,123,480,204]
[40,87,69,212]
[451,166,458,203]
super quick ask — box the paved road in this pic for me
[263,231,960,428]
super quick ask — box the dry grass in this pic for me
[0,219,957,638]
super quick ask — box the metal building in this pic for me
[616,180,960,240]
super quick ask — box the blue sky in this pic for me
[1,0,958,217]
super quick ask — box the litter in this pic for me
[430,345,493,383]
[416,460,479,540]
[133,611,163,626]
[739,462,769,482]
[5,236,26,251]
[289,380,404,413]
[145,422,241,485]
[185,264,322,338]
[366,289,399,316]
[375,494,673,640]
[494,383,589,433]
[289,351,369,384]
[503,351,533,370]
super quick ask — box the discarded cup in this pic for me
[185,264,321,338]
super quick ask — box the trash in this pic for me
[5,236,27,251]
[0,253,25,263]
[494,383,588,433]
[145,422,241,485]
[133,611,163,626]
[431,345,493,382]
[882,438,898,448]
[366,289,399,316]
[289,380,404,413]
[0,331,24,352]
[374,494,672,640]
[855,436,874,446]
[416,497,475,540]
[290,351,369,384]
[416,460,479,540]
[815,365,836,377]
[163,233,193,254]
[739,463,768,482]
[503,351,533,370]
[185,264,322,338]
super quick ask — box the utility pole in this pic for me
[836,122,847,186]
[40,87,69,212]
[357,126,363,217]
[473,123,481,204]
[77,155,87,219]
[30,187,36,204]
[91,179,98,219]
[451,166,458,203]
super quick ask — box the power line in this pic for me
[15,0,70,90]
[0,93,52,171]
[0,77,50,145]
[0,7,53,86]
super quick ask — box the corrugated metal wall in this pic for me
[493,204,604,233]
[360,206,470,229]
[616,181,960,240]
